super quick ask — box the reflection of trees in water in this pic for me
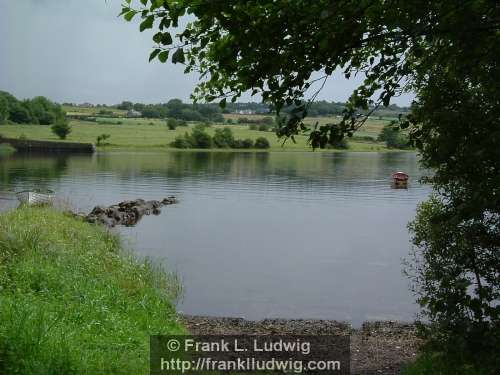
[0,153,77,187]
[0,151,425,194]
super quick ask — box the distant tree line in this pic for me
[236,116,274,125]
[221,100,409,118]
[278,100,410,118]
[0,91,71,139]
[0,91,66,126]
[116,99,224,122]
[114,99,409,120]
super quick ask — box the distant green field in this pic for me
[224,113,390,139]
[0,106,394,151]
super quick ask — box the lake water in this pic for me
[0,151,431,326]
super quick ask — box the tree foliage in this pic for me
[0,91,66,126]
[122,98,224,122]
[171,126,269,150]
[51,118,71,140]
[377,123,409,149]
[123,2,500,371]
[254,137,270,149]
[0,95,9,124]
[121,0,499,147]
[96,134,111,146]
[212,127,234,148]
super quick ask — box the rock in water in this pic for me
[85,197,178,227]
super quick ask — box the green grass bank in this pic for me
[0,207,185,374]
[0,111,400,152]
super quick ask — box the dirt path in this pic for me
[180,315,421,374]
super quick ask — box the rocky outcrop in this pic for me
[76,197,178,227]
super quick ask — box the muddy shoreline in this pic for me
[180,315,421,375]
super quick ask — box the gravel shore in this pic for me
[181,315,421,375]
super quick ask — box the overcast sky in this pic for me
[0,0,413,106]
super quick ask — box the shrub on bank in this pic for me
[188,124,213,148]
[0,207,185,374]
[171,134,193,148]
[166,118,178,130]
[96,133,111,146]
[171,126,271,150]
[51,119,71,140]
[232,138,254,149]
[213,128,235,148]
[378,123,410,149]
[254,137,271,149]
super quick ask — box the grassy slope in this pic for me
[0,121,389,151]
[0,107,393,151]
[0,207,185,374]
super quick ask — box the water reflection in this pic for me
[0,151,431,325]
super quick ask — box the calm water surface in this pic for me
[0,151,431,326]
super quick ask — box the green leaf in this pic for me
[140,16,154,32]
[172,48,185,64]
[158,50,169,63]
[124,11,136,22]
[161,32,173,45]
[219,98,227,108]
[140,0,148,6]
[153,32,163,44]
[119,7,129,16]
[149,49,161,62]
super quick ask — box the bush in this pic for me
[166,118,178,130]
[0,95,7,124]
[407,197,500,372]
[38,111,56,125]
[213,128,235,148]
[9,104,31,124]
[0,92,67,126]
[242,138,254,148]
[254,137,270,149]
[258,124,270,131]
[171,125,213,149]
[51,120,71,140]
[188,125,212,148]
[232,139,253,149]
[96,134,110,146]
[171,135,192,148]
[378,124,409,148]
